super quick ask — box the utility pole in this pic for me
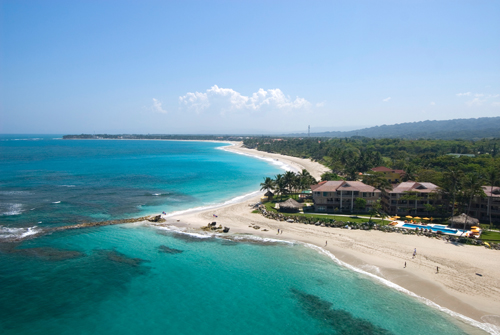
[308,125,310,137]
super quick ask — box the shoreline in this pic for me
[160,142,500,334]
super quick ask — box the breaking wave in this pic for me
[0,203,24,216]
[0,226,41,241]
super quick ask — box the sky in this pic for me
[1,0,499,134]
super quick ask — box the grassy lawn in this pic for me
[480,230,500,242]
[262,201,387,224]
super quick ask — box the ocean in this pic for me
[0,135,489,334]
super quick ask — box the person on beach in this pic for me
[325,241,327,247]
[404,262,406,268]
[436,266,439,274]
[277,229,280,235]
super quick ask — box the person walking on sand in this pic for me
[436,266,439,274]
[277,229,280,235]
[404,262,406,268]
[325,241,328,247]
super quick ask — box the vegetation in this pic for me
[260,169,317,200]
[246,137,500,226]
[262,198,382,224]
[284,117,500,140]
[480,230,500,243]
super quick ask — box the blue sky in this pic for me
[1,0,499,134]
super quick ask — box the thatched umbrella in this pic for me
[449,213,479,229]
[278,198,303,213]
[264,190,274,199]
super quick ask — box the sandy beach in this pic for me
[160,142,500,334]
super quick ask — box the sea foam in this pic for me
[0,226,41,241]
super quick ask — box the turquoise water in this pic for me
[0,136,487,334]
[0,135,282,230]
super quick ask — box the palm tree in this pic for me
[486,168,499,227]
[463,173,485,231]
[441,169,464,218]
[402,164,417,182]
[298,169,317,190]
[274,174,287,200]
[283,171,298,198]
[260,177,275,193]
[362,172,391,192]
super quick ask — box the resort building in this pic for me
[370,166,405,184]
[311,181,381,213]
[469,186,500,224]
[382,181,442,216]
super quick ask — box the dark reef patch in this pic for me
[97,249,149,267]
[291,288,393,335]
[0,242,84,261]
[158,245,183,254]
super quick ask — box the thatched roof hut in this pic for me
[449,213,479,228]
[278,198,303,212]
[264,190,274,198]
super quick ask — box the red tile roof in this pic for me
[312,181,381,193]
[311,180,328,190]
[482,186,500,197]
[388,181,439,194]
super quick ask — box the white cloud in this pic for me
[466,97,485,106]
[492,102,500,107]
[316,101,326,107]
[152,98,167,114]
[430,102,435,106]
[458,92,499,107]
[179,85,311,114]
[382,97,391,102]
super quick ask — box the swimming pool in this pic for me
[402,223,466,235]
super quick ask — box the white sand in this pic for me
[157,142,500,333]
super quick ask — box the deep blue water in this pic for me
[0,135,488,334]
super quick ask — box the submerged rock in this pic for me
[158,245,183,254]
[291,288,392,335]
[98,250,148,267]
[0,244,84,261]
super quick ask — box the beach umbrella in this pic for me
[422,217,430,220]
[393,216,400,219]
[414,216,422,219]
[405,215,413,219]
[471,226,481,229]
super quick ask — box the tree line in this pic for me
[260,170,317,200]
